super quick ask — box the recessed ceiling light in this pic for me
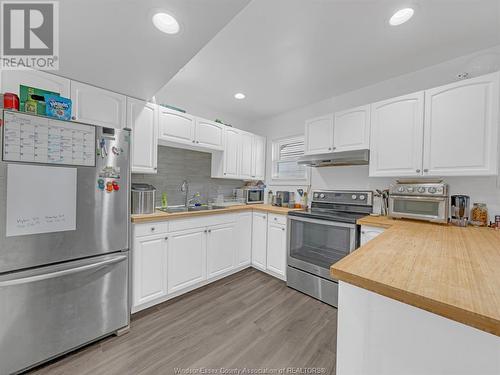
[389,8,414,26]
[152,12,180,34]
[234,93,246,100]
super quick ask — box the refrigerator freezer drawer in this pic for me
[0,252,129,374]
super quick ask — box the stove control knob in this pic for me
[351,194,357,200]
[313,193,319,198]
[428,187,437,194]
[359,195,365,200]
[319,193,325,199]
[397,186,405,193]
[407,187,414,193]
[417,187,426,193]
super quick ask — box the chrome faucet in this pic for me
[180,180,189,208]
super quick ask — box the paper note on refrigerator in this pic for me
[6,164,77,237]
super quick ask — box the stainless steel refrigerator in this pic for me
[0,111,130,374]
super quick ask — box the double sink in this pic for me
[157,205,226,214]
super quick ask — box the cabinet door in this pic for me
[0,69,70,98]
[167,228,206,294]
[195,118,224,150]
[133,234,168,308]
[251,135,266,180]
[224,127,241,178]
[158,107,195,145]
[70,81,126,129]
[251,212,267,270]
[334,105,370,152]
[127,98,158,174]
[266,222,287,280]
[240,132,253,179]
[207,223,235,279]
[360,226,385,246]
[304,114,334,155]
[423,72,499,176]
[235,212,252,267]
[369,92,424,177]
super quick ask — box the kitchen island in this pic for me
[331,216,500,375]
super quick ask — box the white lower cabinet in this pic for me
[167,228,207,294]
[266,220,287,280]
[235,212,252,267]
[251,212,268,270]
[132,211,289,313]
[207,223,236,279]
[360,225,385,246]
[132,233,168,309]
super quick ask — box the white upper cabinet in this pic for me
[423,72,499,176]
[71,81,126,129]
[251,135,266,180]
[127,98,158,174]
[194,118,224,150]
[223,127,241,178]
[0,69,70,98]
[304,114,334,155]
[158,107,196,145]
[240,132,253,179]
[369,92,425,177]
[334,105,371,152]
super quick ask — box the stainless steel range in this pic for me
[287,190,373,306]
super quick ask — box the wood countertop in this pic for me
[331,216,500,336]
[131,204,302,223]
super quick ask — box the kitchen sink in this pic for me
[157,205,227,213]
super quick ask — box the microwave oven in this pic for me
[234,188,264,204]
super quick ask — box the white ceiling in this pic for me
[155,0,500,122]
[56,0,250,100]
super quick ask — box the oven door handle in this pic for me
[288,215,357,229]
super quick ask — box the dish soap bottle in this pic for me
[161,192,168,209]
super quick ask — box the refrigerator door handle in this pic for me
[0,255,127,287]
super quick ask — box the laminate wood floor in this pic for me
[29,268,337,375]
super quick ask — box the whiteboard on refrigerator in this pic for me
[6,164,77,237]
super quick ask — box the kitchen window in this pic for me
[271,136,308,182]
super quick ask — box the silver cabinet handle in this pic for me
[281,228,285,231]
[192,140,195,143]
[204,229,208,233]
[416,169,421,173]
[328,147,332,150]
[208,229,212,233]
[196,141,199,143]
[423,169,429,173]
[150,227,155,231]
[0,256,127,287]
[164,237,168,240]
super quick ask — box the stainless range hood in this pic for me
[298,149,369,167]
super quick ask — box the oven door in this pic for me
[287,216,357,280]
[389,195,448,223]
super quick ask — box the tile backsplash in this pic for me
[132,146,243,207]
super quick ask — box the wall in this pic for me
[249,44,500,214]
[132,146,243,207]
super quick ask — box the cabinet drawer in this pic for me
[268,214,287,225]
[169,214,236,233]
[134,222,169,237]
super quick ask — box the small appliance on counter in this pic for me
[132,183,156,214]
[274,191,290,207]
[234,187,264,204]
[450,194,470,227]
[388,179,449,223]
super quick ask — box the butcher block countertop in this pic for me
[331,216,500,336]
[131,204,302,223]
